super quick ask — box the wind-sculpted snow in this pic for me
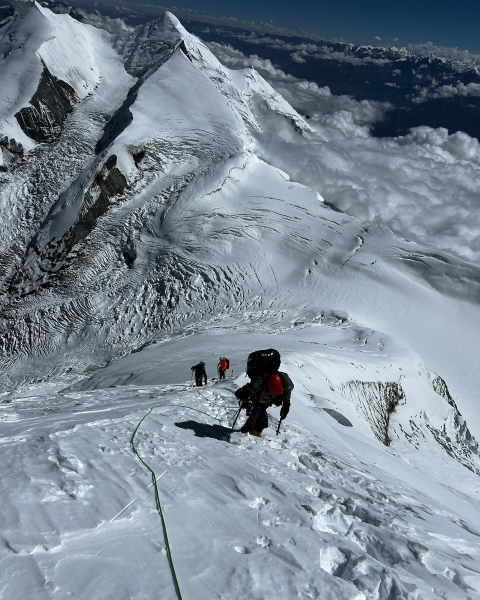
[2,324,480,599]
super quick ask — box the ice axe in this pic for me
[276,417,284,436]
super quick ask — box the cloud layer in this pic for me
[209,43,480,263]
[207,42,391,127]
[413,81,480,103]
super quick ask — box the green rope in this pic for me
[130,401,239,600]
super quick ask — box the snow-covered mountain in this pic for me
[1,3,480,599]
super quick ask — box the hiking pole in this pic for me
[276,417,284,436]
[227,401,245,442]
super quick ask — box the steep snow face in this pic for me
[118,11,186,77]
[0,0,124,148]
[2,327,480,600]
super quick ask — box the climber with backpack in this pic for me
[217,356,229,380]
[234,349,294,437]
[191,361,207,387]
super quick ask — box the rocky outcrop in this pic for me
[15,63,77,143]
[428,373,480,474]
[0,136,23,171]
[70,155,127,248]
[8,154,127,296]
[0,3,14,26]
[0,136,23,155]
[341,380,406,445]
[431,374,458,410]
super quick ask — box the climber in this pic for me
[217,356,229,380]
[235,349,294,437]
[191,361,207,387]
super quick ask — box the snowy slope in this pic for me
[0,0,125,148]
[1,6,480,599]
[2,327,480,600]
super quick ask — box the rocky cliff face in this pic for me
[15,63,77,143]
[0,135,23,171]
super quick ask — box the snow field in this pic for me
[2,370,480,599]
[2,318,480,599]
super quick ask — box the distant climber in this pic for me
[191,361,207,387]
[217,356,229,380]
[235,349,294,437]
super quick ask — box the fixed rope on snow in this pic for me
[130,400,239,600]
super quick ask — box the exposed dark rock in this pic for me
[39,1,70,15]
[133,149,145,166]
[70,155,127,247]
[0,136,24,155]
[428,373,480,473]
[15,63,77,143]
[431,374,458,411]
[105,154,117,170]
[341,380,406,445]
[69,8,85,22]
[178,40,193,63]
[0,3,14,25]
[8,154,127,296]
[95,81,140,154]
[121,235,136,268]
[0,136,24,171]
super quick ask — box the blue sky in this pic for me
[151,0,480,52]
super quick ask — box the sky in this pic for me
[145,0,480,52]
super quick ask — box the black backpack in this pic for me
[226,358,230,369]
[246,349,281,379]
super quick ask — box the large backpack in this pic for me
[246,349,281,379]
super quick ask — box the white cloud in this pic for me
[207,42,391,127]
[413,81,480,103]
[68,8,133,33]
[206,42,298,81]
[209,41,480,263]
[259,117,480,262]
[374,36,382,41]
[290,51,306,63]
[205,30,392,67]
[310,50,391,66]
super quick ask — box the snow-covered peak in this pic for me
[0,0,123,147]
